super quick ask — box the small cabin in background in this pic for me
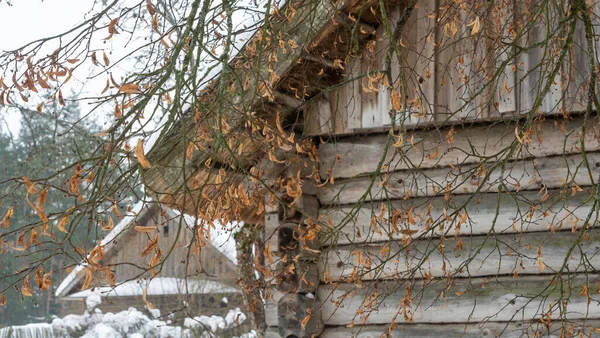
[55,202,242,318]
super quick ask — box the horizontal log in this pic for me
[318,275,600,325]
[320,229,600,282]
[317,152,600,206]
[265,288,285,327]
[319,190,597,246]
[319,116,600,179]
[321,321,600,338]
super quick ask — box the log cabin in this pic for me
[142,0,600,336]
[55,202,242,318]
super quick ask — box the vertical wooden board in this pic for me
[373,6,396,127]
[329,86,349,134]
[435,3,484,122]
[345,56,362,130]
[397,0,436,126]
[564,17,589,113]
[489,0,517,116]
[318,96,333,134]
[360,50,382,128]
[304,101,321,136]
[517,2,564,115]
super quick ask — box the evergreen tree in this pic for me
[0,100,105,325]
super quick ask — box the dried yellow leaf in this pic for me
[135,139,152,168]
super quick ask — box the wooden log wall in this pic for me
[266,0,600,337]
[307,113,600,336]
[304,0,595,136]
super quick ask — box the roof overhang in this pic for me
[141,0,399,221]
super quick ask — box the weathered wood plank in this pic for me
[345,57,363,131]
[329,87,349,134]
[516,3,564,115]
[320,228,600,282]
[397,0,436,125]
[360,51,383,129]
[319,190,597,246]
[564,18,588,113]
[490,0,517,115]
[435,4,484,121]
[318,151,600,206]
[321,321,600,338]
[319,115,600,180]
[265,288,285,327]
[319,275,600,325]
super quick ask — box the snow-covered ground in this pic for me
[0,295,255,338]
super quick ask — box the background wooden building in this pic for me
[55,202,242,318]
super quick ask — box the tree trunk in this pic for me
[236,224,267,337]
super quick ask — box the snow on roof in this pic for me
[181,214,240,265]
[66,277,239,299]
[56,201,240,298]
[55,201,147,297]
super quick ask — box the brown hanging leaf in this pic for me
[36,187,49,212]
[101,79,110,94]
[391,88,402,111]
[468,16,481,35]
[147,0,157,15]
[67,58,80,64]
[22,176,38,194]
[142,235,159,257]
[36,102,44,113]
[41,272,52,291]
[0,293,5,306]
[119,83,140,94]
[81,268,93,290]
[12,72,24,92]
[148,248,162,276]
[103,52,110,66]
[35,268,44,289]
[108,17,120,35]
[103,216,114,231]
[21,275,34,297]
[1,207,14,228]
[58,89,65,106]
[134,225,156,233]
[135,139,152,168]
[143,282,155,309]
[114,102,122,118]
[57,216,69,233]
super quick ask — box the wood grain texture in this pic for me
[318,275,600,325]
[321,321,600,338]
[319,190,597,246]
[319,150,600,206]
[319,115,600,179]
[320,229,600,282]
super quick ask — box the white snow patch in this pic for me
[86,293,102,312]
[67,277,239,299]
[182,214,241,264]
[148,308,161,319]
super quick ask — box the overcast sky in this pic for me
[0,0,96,134]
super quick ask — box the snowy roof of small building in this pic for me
[55,201,148,297]
[55,201,239,298]
[66,277,239,299]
